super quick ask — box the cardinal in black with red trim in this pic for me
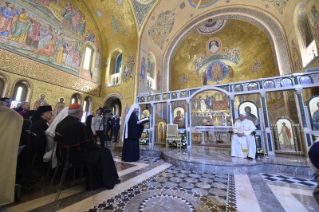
[55,103,120,190]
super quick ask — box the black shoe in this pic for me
[115,179,121,184]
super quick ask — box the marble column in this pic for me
[229,94,235,122]
[150,103,155,146]
[259,91,274,156]
[294,88,312,149]
[168,101,171,124]
[187,99,191,147]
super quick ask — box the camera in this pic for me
[101,106,111,116]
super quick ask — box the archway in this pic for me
[163,6,292,92]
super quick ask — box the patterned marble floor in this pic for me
[4,145,318,212]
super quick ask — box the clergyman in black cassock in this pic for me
[122,104,144,162]
[55,103,119,190]
[31,105,53,166]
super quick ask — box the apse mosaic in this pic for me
[148,10,177,49]
[206,61,228,84]
[0,0,100,82]
[196,19,227,36]
[165,7,291,90]
[206,37,222,55]
[188,0,219,9]
[193,45,240,73]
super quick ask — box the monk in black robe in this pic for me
[122,104,144,162]
[31,105,53,166]
[55,103,120,190]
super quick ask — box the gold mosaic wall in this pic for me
[170,19,279,90]
[0,70,103,112]
[140,0,319,92]
[0,49,100,96]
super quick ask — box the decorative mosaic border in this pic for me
[226,174,237,212]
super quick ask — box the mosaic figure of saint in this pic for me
[244,106,260,129]
[197,95,202,111]
[33,94,48,110]
[174,110,185,128]
[53,97,65,119]
[202,70,208,85]
[291,40,302,73]
[208,40,219,54]
[140,57,146,83]
[278,122,292,149]
[312,102,319,129]
[181,73,187,84]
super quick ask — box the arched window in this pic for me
[70,93,82,105]
[147,52,156,89]
[298,5,313,48]
[80,42,97,81]
[12,81,28,102]
[294,4,318,68]
[110,49,122,86]
[115,53,122,74]
[82,96,92,122]
[83,45,93,71]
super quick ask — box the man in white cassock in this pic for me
[231,113,257,159]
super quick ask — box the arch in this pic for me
[163,6,292,91]
[109,48,123,86]
[189,86,230,100]
[80,41,97,81]
[102,92,123,104]
[70,93,83,105]
[10,78,33,103]
[264,80,275,89]
[0,72,9,97]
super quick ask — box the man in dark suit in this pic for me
[106,113,114,141]
[112,114,120,142]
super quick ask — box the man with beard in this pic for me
[55,103,120,190]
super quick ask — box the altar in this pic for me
[195,126,233,145]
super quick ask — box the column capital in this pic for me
[295,87,303,94]
[259,91,266,97]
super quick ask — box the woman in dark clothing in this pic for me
[122,104,144,162]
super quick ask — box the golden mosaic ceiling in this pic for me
[68,0,138,69]
[170,19,280,91]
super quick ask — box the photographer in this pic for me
[91,108,107,148]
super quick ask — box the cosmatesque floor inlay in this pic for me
[260,173,317,187]
[86,166,229,212]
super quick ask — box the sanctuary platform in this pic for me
[108,143,313,178]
